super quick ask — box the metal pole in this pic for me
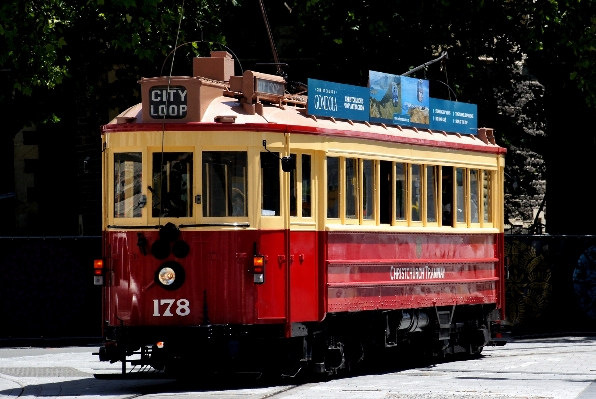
[402,52,448,76]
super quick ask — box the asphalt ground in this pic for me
[1,336,596,399]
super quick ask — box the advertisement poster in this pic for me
[369,71,429,128]
[307,78,369,123]
[429,98,478,135]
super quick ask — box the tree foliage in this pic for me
[1,0,594,232]
[0,0,238,128]
[282,0,595,230]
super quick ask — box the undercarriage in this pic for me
[98,304,502,376]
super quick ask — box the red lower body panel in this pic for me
[325,232,501,313]
[102,229,502,330]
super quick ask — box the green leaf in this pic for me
[126,14,132,23]
[570,71,577,80]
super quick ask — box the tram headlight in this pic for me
[158,267,176,286]
[154,261,185,290]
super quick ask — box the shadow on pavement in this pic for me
[0,371,297,397]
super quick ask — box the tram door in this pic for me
[288,153,318,322]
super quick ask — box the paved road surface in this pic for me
[1,336,596,399]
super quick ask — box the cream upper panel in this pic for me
[106,130,498,171]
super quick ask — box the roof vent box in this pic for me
[193,51,234,82]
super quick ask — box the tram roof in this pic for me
[104,96,505,155]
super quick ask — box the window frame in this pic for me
[326,156,341,221]
[109,148,147,226]
[408,163,423,227]
[480,169,495,228]
[147,146,196,225]
[150,151,194,219]
[289,151,315,224]
[424,164,440,227]
[361,158,377,225]
[194,147,250,224]
[393,161,408,226]
[343,157,360,225]
[259,150,282,218]
[454,167,467,227]
[469,168,481,227]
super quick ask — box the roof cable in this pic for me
[158,0,185,227]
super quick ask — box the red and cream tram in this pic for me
[95,51,505,374]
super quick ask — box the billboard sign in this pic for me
[307,78,369,123]
[429,98,478,135]
[369,71,429,128]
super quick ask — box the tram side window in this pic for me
[427,166,438,223]
[396,163,406,220]
[483,170,492,223]
[290,154,297,217]
[151,152,193,218]
[302,154,312,217]
[363,160,374,220]
[289,154,312,218]
[411,164,421,222]
[202,151,247,217]
[346,158,359,219]
[470,169,479,223]
[261,152,280,216]
[456,168,465,223]
[114,152,142,218]
[327,157,339,218]
[442,166,454,226]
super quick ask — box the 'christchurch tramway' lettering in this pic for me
[390,266,446,280]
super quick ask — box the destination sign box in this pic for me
[369,71,429,128]
[149,86,188,119]
[429,98,477,135]
[307,78,369,122]
[256,78,284,96]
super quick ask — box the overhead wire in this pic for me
[258,0,283,77]
[159,0,185,226]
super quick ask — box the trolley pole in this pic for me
[284,131,292,338]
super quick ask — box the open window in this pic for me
[260,152,280,216]
[442,166,454,227]
[202,151,247,217]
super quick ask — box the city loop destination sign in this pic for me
[307,74,477,135]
